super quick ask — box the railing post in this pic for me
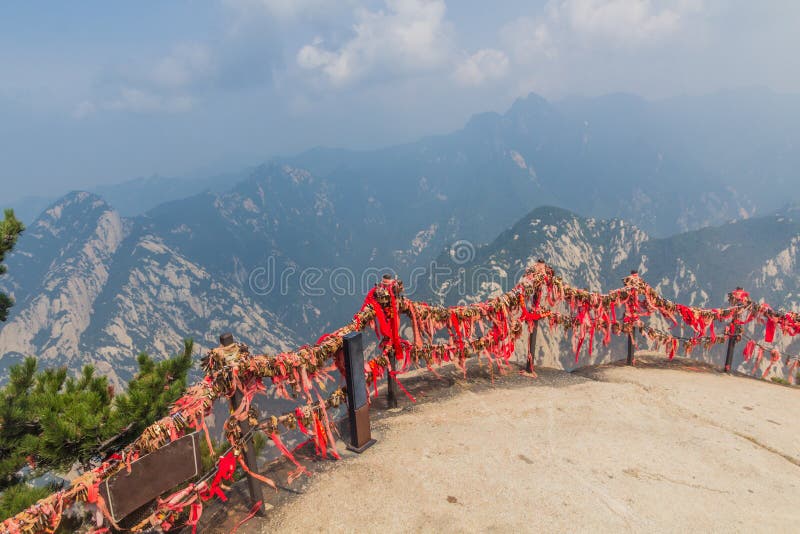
[625,270,637,366]
[382,274,399,409]
[526,283,542,373]
[220,333,264,513]
[343,332,376,453]
[724,289,742,373]
[526,321,538,373]
[724,329,737,373]
[386,350,398,409]
[627,331,635,366]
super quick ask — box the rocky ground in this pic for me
[199,357,799,533]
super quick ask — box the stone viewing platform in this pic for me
[204,358,800,533]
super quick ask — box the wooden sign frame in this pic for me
[100,431,203,523]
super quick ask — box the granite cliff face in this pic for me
[2,197,798,384]
[0,193,127,374]
[428,206,800,309]
[0,192,299,385]
[425,206,800,372]
[3,91,800,382]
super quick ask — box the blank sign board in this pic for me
[343,332,367,409]
[100,432,203,523]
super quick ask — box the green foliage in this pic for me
[199,436,229,474]
[111,339,194,437]
[0,341,194,499]
[0,209,24,322]
[0,361,113,488]
[0,484,52,519]
[252,431,266,456]
[36,365,114,472]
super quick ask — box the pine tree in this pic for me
[0,357,39,486]
[0,209,24,322]
[0,361,113,488]
[111,339,194,437]
[0,485,51,520]
[0,341,194,517]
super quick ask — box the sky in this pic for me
[1,0,799,200]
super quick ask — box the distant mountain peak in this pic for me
[0,187,300,385]
[44,190,108,212]
[522,205,580,221]
[30,191,116,240]
[429,206,798,317]
[505,92,555,118]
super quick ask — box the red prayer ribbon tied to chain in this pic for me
[5,261,800,534]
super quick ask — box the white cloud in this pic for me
[549,0,703,46]
[454,49,509,86]
[104,88,196,114]
[224,0,343,20]
[77,42,219,116]
[75,0,711,119]
[296,0,453,86]
[501,16,558,63]
[72,100,96,119]
[497,0,704,75]
[76,88,191,117]
[149,43,215,89]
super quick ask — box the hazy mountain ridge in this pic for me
[83,231,299,384]
[0,193,129,375]
[428,206,800,310]
[2,90,799,382]
[286,91,763,237]
[0,192,301,385]
[3,195,798,384]
[7,169,250,225]
[10,89,800,231]
[425,206,800,372]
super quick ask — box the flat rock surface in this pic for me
[248,361,800,533]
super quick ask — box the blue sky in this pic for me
[2,1,799,200]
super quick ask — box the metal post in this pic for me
[526,287,541,373]
[626,270,637,366]
[386,350,398,409]
[230,391,264,512]
[526,321,538,373]
[382,274,399,409]
[627,332,635,366]
[343,332,376,452]
[724,329,737,373]
[220,333,264,513]
[724,290,741,373]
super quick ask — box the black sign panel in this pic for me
[343,332,367,409]
[101,432,203,523]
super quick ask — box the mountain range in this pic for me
[430,205,800,308]
[13,88,800,230]
[425,205,800,370]
[1,90,799,385]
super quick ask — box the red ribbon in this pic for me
[230,500,263,534]
[200,452,236,502]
